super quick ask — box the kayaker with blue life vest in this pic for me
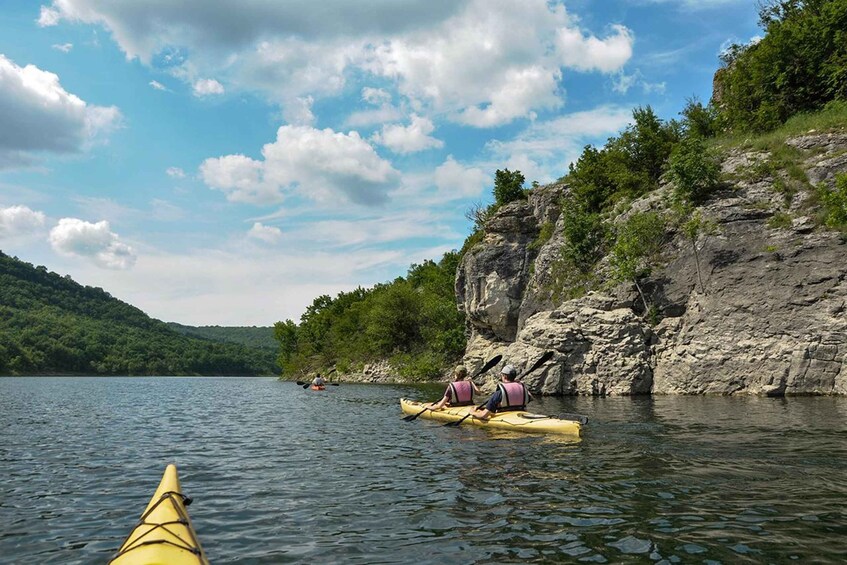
[469,364,532,419]
[427,366,481,410]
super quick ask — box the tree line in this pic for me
[275,252,465,380]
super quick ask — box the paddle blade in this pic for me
[520,351,555,378]
[559,412,589,425]
[474,354,503,377]
[302,383,311,389]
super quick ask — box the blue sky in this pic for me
[0,0,760,326]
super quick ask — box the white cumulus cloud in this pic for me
[373,114,443,154]
[37,6,61,27]
[35,0,633,128]
[556,24,633,73]
[434,157,488,198]
[0,205,46,238]
[49,218,137,269]
[200,125,400,206]
[247,222,282,243]
[192,78,224,97]
[0,54,121,167]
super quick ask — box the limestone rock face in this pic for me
[465,295,653,396]
[458,134,847,396]
[650,134,847,395]
[651,229,847,396]
[456,199,540,341]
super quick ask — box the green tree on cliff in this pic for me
[493,168,526,205]
[610,211,667,315]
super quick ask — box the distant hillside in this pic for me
[167,323,277,350]
[0,251,278,376]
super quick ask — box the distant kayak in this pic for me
[310,385,326,391]
[400,398,583,436]
[109,464,207,565]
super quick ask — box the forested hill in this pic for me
[0,251,277,376]
[167,323,277,350]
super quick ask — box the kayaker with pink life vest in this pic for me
[427,366,481,410]
[469,364,532,419]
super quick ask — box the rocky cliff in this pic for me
[458,133,847,396]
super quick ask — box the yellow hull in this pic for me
[110,464,208,565]
[400,398,582,436]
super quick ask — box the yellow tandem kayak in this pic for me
[109,464,208,565]
[400,398,583,436]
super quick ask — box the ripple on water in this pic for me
[1,379,846,563]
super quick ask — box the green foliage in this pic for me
[618,106,680,187]
[560,197,605,272]
[391,351,445,381]
[459,228,485,258]
[366,281,424,355]
[715,0,847,132]
[273,319,299,371]
[817,173,847,230]
[768,212,791,229]
[610,211,667,284]
[275,251,465,379]
[567,106,678,212]
[528,222,554,251]
[493,168,526,205]
[168,323,277,349]
[668,135,722,205]
[680,97,719,138]
[0,252,275,375]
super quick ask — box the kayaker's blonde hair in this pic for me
[453,366,468,380]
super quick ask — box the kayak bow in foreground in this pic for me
[400,398,583,436]
[109,464,208,565]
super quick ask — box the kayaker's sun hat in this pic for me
[501,365,517,377]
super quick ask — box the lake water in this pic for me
[1,377,846,564]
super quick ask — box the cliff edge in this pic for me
[458,133,847,396]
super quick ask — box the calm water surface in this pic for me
[1,377,846,564]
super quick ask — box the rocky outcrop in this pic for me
[456,197,541,342]
[458,133,847,396]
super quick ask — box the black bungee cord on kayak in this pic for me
[108,491,203,562]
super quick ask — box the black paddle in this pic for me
[402,354,503,422]
[444,351,554,428]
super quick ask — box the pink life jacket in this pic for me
[496,382,528,410]
[448,380,474,406]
